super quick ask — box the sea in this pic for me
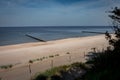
[0,26,113,46]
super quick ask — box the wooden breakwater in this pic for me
[25,34,46,42]
[81,31,105,34]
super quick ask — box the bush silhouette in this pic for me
[34,74,48,80]
[83,7,120,80]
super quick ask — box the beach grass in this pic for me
[33,62,87,80]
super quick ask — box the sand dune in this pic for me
[0,35,108,80]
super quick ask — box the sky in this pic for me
[0,0,120,27]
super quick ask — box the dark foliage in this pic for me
[82,7,120,80]
[51,75,62,80]
[34,74,48,80]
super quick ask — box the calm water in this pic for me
[0,26,112,46]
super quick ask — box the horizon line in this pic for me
[0,25,112,27]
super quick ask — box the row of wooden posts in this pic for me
[28,52,87,80]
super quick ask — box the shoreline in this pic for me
[0,34,102,47]
[0,34,103,50]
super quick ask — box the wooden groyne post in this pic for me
[25,34,46,42]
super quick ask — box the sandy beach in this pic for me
[0,35,108,80]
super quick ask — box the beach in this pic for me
[0,35,108,80]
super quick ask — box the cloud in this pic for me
[0,0,119,26]
[1,0,117,8]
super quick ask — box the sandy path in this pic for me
[0,35,108,80]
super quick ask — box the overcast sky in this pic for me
[0,0,120,27]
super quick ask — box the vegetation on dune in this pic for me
[33,65,69,80]
[28,54,60,64]
[33,62,87,80]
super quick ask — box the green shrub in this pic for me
[71,62,88,70]
[40,58,43,61]
[34,62,87,80]
[36,58,40,61]
[33,65,70,80]
[42,57,46,59]
[55,54,59,57]
[49,55,54,58]
[0,64,13,69]
[29,60,33,63]
[66,52,70,54]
